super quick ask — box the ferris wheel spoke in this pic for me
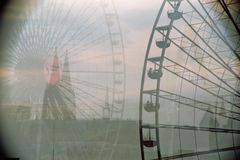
[28,1,58,55]
[9,26,24,56]
[60,79,106,108]
[57,85,92,119]
[57,19,99,55]
[9,25,30,59]
[151,146,240,160]
[12,85,33,103]
[48,2,98,55]
[172,25,240,81]
[34,1,48,52]
[186,0,240,60]
[60,33,109,59]
[40,1,70,54]
[143,89,240,121]
[61,4,102,50]
[72,88,106,109]
[142,123,240,134]
[4,55,20,67]
[60,28,105,58]
[163,31,239,94]
[162,65,240,109]
[203,0,240,35]
[68,79,114,92]
[162,56,239,97]
[64,31,109,57]
[17,29,36,57]
[63,70,121,74]
[67,53,112,64]
[14,3,54,57]
[59,83,106,118]
[56,83,75,98]
[72,82,111,94]
[22,22,35,51]
[32,0,75,55]
[74,95,103,118]
[162,89,240,119]
[28,11,42,50]
[56,6,100,53]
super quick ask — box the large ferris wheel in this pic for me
[139,0,240,160]
[1,0,125,120]
[0,0,125,159]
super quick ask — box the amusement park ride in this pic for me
[139,0,240,159]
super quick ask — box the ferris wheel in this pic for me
[0,0,125,159]
[139,0,240,160]
[1,0,125,120]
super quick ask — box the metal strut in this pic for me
[217,0,240,35]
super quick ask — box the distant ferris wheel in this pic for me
[139,0,240,160]
[1,0,125,120]
[0,0,125,159]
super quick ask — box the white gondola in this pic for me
[147,68,163,79]
[147,56,163,63]
[167,10,183,20]
[144,94,160,112]
[144,102,160,112]
[143,128,157,148]
[156,39,171,48]
[155,25,171,33]
[143,140,157,148]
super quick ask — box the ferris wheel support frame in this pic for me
[217,0,240,35]
[139,1,167,159]
[139,0,183,159]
